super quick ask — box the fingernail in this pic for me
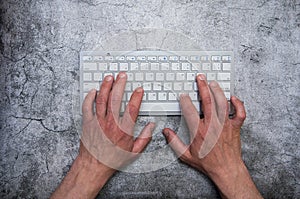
[136,87,143,93]
[163,129,169,137]
[119,73,126,78]
[198,74,205,80]
[210,81,218,87]
[105,75,112,81]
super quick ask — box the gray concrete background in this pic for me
[0,0,299,198]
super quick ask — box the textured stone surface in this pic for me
[0,0,299,198]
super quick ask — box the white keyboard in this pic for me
[80,51,234,115]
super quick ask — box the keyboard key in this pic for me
[137,56,146,61]
[125,83,131,91]
[132,82,142,90]
[166,73,175,81]
[127,56,136,61]
[105,56,114,61]
[212,63,221,70]
[211,56,221,61]
[145,73,154,81]
[193,82,198,91]
[169,56,179,61]
[172,63,180,70]
[140,63,149,70]
[151,63,159,70]
[99,63,108,70]
[148,93,157,100]
[127,73,134,81]
[116,56,125,61]
[217,73,231,80]
[190,56,200,61]
[180,56,188,61]
[120,63,129,71]
[83,73,92,81]
[142,93,147,101]
[161,63,170,70]
[202,63,211,70]
[83,63,97,70]
[181,63,191,70]
[222,56,231,61]
[163,82,172,90]
[201,56,209,61]
[192,63,201,70]
[176,73,185,81]
[207,73,216,80]
[130,63,139,70]
[139,102,180,112]
[219,82,230,91]
[93,56,103,61]
[156,73,164,81]
[222,63,231,71]
[184,82,193,90]
[147,56,157,61]
[142,82,152,90]
[189,92,198,100]
[187,73,196,81]
[158,93,167,100]
[224,92,230,100]
[168,93,177,100]
[109,63,118,71]
[153,82,162,91]
[135,73,144,81]
[158,56,168,61]
[82,56,93,61]
[127,92,133,100]
[174,82,183,90]
[93,73,102,81]
[83,82,99,91]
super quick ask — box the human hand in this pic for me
[80,72,155,170]
[163,74,262,199]
[51,72,154,199]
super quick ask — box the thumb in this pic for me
[162,128,189,158]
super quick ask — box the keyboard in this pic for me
[80,51,234,116]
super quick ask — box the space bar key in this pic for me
[140,103,180,112]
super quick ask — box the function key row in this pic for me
[82,55,232,62]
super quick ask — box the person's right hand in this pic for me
[163,74,262,199]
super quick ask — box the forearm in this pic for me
[210,162,263,199]
[51,156,115,199]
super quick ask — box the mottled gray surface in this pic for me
[0,0,299,198]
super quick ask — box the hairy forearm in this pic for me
[51,156,114,199]
[210,162,263,199]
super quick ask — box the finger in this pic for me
[179,94,200,140]
[162,128,190,159]
[96,75,113,119]
[132,122,155,153]
[196,74,216,121]
[121,87,144,135]
[209,81,229,118]
[106,72,127,121]
[82,89,97,121]
[231,96,246,127]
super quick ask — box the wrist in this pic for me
[208,161,262,199]
[51,156,115,199]
[72,156,115,194]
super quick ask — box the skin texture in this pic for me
[162,74,263,199]
[51,73,262,199]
